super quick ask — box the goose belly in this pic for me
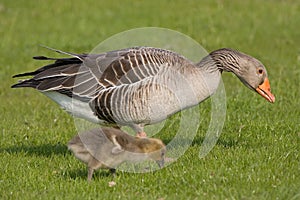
[43,91,102,124]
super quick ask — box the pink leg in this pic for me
[136,131,147,137]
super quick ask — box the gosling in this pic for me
[68,127,166,181]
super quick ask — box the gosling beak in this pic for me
[256,78,275,103]
[156,159,165,168]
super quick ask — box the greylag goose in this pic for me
[68,127,166,181]
[12,47,275,137]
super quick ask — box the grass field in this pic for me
[1,0,300,199]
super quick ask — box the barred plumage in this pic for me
[12,46,275,136]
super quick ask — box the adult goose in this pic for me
[12,47,275,137]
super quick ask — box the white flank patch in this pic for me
[43,91,102,123]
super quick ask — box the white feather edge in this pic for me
[110,135,124,154]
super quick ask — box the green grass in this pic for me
[1,0,300,199]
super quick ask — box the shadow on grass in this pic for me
[1,143,115,181]
[1,135,239,158]
[65,168,113,181]
[0,143,68,157]
[192,136,239,148]
[162,135,239,149]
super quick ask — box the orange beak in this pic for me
[256,78,275,103]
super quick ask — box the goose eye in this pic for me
[257,68,264,75]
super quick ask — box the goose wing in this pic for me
[12,47,190,102]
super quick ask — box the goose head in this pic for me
[209,48,275,103]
